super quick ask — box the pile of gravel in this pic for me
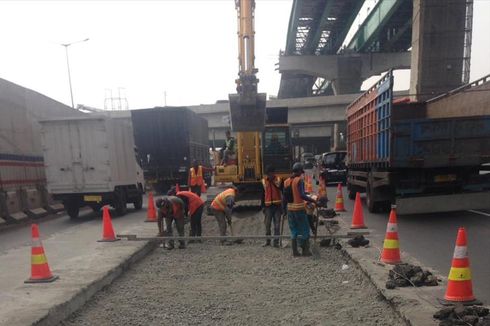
[434,304,489,326]
[60,211,405,326]
[386,263,438,289]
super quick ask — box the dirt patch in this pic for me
[61,212,405,326]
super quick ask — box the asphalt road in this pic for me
[333,186,490,304]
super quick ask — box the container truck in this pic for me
[40,116,145,219]
[130,107,210,193]
[346,71,490,214]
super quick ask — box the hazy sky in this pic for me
[0,0,489,109]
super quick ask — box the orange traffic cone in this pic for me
[444,227,479,303]
[351,192,367,229]
[25,224,58,283]
[98,206,120,242]
[201,182,207,194]
[380,206,401,264]
[176,183,181,192]
[145,192,157,222]
[334,183,346,212]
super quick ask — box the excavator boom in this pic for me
[229,0,266,131]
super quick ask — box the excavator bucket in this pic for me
[228,93,266,131]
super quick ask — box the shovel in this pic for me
[227,216,243,244]
[279,213,287,247]
[311,212,321,260]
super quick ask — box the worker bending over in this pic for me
[261,166,282,247]
[211,186,238,245]
[177,190,205,242]
[283,163,317,257]
[156,196,186,250]
[188,160,213,197]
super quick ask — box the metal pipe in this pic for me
[117,232,369,242]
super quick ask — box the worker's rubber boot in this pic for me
[165,241,174,250]
[178,240,186,249]
[291,239,300,257]
[273,239,280,248]
[262,239,271,247]
[302,240,312,257]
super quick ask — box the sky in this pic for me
[0,0,489,110]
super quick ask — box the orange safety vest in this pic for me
[211,188,236,211]
[262,176,282,206]
[176,191,204,216]
[284,176,305,212]
[190,166,204,186]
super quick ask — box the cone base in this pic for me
[144,219,157,223]
[97,238,121,242]
[440,298,481,306]
[350,225,367,229]
[381,258,402,265]
[25,275,59,284]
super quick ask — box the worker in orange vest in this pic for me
[283,163,317,257]
[155,196,186,250]
[188,160,213,197]
[176,190,205,242]
[210,186,238,245]
[261,166,283,247]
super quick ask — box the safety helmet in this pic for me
[292,162,304,173]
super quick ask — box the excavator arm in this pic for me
[229,0,266,132]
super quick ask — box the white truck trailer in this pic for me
[40,116,145,219]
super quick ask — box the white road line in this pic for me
[468,210,490,217]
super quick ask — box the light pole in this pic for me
[60,38,89,108]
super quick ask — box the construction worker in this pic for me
[210,186,238,245]
[188,160,213,197]
[175,190,205,242]
[261,166,282,247]
[283,163,317,257]
[156,196,186,250]
[220,130,236,165]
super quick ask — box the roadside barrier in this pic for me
[350,192,367,229]
[145,192,157,222]
[25,224,58,283]
[98,206,119,242]
[381,206,401,264]
[334,183,346,212]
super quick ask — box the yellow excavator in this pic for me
[209,0,292,206]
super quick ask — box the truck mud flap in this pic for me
[396,192,490,215]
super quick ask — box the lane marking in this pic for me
[468,210,490,217]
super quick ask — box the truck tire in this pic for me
[65,202,80,219]
[133,193,143,210]
[347,183,356,200]
[114,190,127,216]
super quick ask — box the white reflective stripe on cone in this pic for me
[386,223,398,233]
[453,245,468,259]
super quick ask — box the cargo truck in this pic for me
[346,71,490,214]
[40,116,145,219]
[131,107,210,193]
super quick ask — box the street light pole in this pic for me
[60,38,89,108]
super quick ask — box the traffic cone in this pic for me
[334,183,346,212]
[25,224,58,283]
[380,206,401,264]
[444,227,478,303]
[145,192,157,222]
[351,192,367,229]
[98,206,120,242]
[176,183,181,192]
[201,182,207,194]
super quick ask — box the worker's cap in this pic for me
[167,186,177,196]
[292,162,304,173]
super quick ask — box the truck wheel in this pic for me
[114,191,127,216]
[65,203,80,219]
[133,194,143,210]
[347,183,356,200]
